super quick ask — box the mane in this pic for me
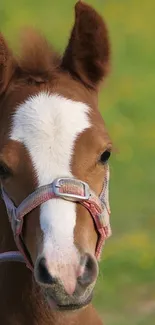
[16,29,61,82]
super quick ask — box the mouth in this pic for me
[46,292,93,311]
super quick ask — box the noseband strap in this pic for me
[0,165,111,270]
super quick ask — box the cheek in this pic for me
[74,205,98,256]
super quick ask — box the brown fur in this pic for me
[62,1,110,89]
[0,2,111,324]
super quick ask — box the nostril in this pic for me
[78,254,98,287]
[37,257,55,285]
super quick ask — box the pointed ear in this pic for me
[61,1,110,89]
[0,34,16,96]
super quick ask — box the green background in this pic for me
[0,1,155,324]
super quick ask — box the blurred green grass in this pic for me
[0,0,155,324]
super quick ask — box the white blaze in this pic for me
[10,92,91,279]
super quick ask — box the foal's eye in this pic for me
[99,150,111,164]
[0,163,11,179]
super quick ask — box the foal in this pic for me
[0,2,112,324]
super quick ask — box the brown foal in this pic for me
[0,1,112,324]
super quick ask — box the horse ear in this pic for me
[0,34,16,96]
[61,1,110,89]
[17,28,59,83]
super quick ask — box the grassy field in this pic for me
[0,0,155,324]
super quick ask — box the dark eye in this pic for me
[99,150,111,164]
[0,163,11,179]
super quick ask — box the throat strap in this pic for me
[0,251,25,263]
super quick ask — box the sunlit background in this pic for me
[0,1,154,324]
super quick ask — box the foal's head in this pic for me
[0,1,112,311]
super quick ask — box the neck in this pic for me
[0,197,103,325]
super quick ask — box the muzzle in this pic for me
[0,164,111,271]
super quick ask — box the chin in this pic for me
[45,292,93,312]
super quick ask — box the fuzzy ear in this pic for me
[0,34,16,96]
[61,1,110,89]
[17,28,60,83]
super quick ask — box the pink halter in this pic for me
[0,165,111,271]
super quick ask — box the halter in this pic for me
[0,164,111,271]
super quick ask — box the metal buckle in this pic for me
[52,177,90,202]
